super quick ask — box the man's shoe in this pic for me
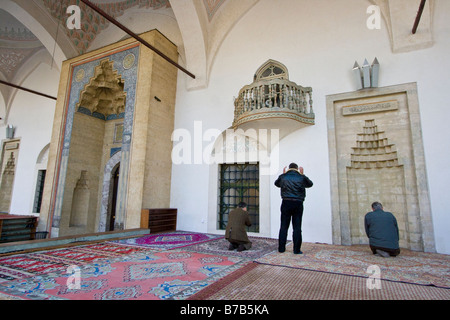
[237,244,245,252]
[376,249,390,258]
[228,244,236,251]
[294,251,303,255]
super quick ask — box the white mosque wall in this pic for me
[1,62,58,217]
[170,0,450,254]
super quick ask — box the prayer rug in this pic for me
[0,250,249,300]
[255,242,450,288]
[189,263,450,300]
[0,242,152,282]
[183,236,282,259]
[110,231,223,251]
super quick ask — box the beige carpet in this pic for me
[190,262,450,300]
[256,242,450,288]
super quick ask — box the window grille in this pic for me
[218,163,259,232]
[33,170,46,213]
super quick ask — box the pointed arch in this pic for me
[98,150,122,232]
[0,0,70,70]
[254,59,289,81]
[170,0,208,90]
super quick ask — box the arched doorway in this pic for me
[98,151,122,232]
[108,164,120,231]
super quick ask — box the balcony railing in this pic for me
[232,78,315,129]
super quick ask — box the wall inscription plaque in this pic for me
[342,100,398,116]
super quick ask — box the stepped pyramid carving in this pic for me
[348,119,402,169]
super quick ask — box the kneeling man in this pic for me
[364,202,400,257]
[225,202,252,252]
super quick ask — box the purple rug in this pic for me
[184,237,283,259]
[109,231,223,251]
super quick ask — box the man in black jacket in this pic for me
[274,163,313,254]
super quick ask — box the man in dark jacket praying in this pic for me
[274,163,313,254]
[364,202,400,257]
[225,202,252,252]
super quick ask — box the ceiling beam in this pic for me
[412,0,427,34]
[0,79,57,100]
[79,0,196,79]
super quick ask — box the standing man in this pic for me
[225,202,252,252]
[364,202,400,257]
[274,163,313,254]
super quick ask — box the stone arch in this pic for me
[0,0,69,70]
[369,0,434,53]
[170,0,261,90]
[98,150,121,232]
[206,127,275,237]
[1,53,57,125]
[170,0,208,90]
[36,143,50,165]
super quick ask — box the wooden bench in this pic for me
[141,208,177,234]
[0,215,38,243]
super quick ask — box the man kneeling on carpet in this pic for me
[225,202,252,252]
[364,201,400,258]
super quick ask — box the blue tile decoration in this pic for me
[62,45,139,156]
[106,113,125,121]
[110,147,121,157]
[77,106,125,121]
[77,106,92,116]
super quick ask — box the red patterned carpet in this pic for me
[0,250,248,300]
[0,242,151,282]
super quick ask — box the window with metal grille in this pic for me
[33,170,46,213]
[218,163,259,232]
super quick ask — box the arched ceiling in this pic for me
[0,0,436,116]
[0,0,260,95]
[0,9,44,82]
[40,0,173,56]
[0,0,251,122]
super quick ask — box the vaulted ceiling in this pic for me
[0,0,435,123]
[0,0,232,82]
[0,9,45,82]
[0,0,259,122]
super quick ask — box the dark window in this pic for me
[33,170,46,213]
[218,163,259,232]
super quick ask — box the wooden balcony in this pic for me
[232,75,315,137]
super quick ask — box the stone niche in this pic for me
[326,83,435,252]
[39,30,178,237]
[0,139,20,213]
